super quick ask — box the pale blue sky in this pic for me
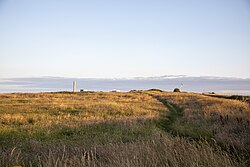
[0,0,250,78]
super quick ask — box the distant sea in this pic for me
[0,76,250,95]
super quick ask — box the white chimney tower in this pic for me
[73,80,77,92]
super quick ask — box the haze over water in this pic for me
[1,76,250,95]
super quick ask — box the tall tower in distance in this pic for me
[73,80,77,92]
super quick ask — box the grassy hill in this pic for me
[0,91,249,166]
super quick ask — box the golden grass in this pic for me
[0,90,249,166]
[0,92,164,128]
[149,91,249,115]
[148,91,250,158]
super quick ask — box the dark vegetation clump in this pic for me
[229,95,249,101]
[27,118,35,124]
[147,89,164,92]
[173,88,180,92]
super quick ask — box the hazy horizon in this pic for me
[1,75,250,95]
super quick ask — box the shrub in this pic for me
[173,88,180,92]
[147,89,163,92]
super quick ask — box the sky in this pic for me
[0,0,250,79]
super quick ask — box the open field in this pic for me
[0,91,249,166]
[149,92,250,154]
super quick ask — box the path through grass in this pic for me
[153,95,184,135]
[0,91,248,166]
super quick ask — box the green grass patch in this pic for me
[0,121,158,148]
[154,96,213,140]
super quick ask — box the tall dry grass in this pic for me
[148,91,250,161]
[0,91,164,134]
[0,91,249,166]
[0,133,240,167]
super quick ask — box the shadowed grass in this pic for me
[0,133,241,167]
[148,90,250,165]
[0,91,249,166]
[153,95,212,140]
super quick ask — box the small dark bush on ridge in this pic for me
[173,88,180,92]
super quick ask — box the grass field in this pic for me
[0,90,249,166]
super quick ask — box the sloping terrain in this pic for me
[0,91,249,166]
[149,91,250,154]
